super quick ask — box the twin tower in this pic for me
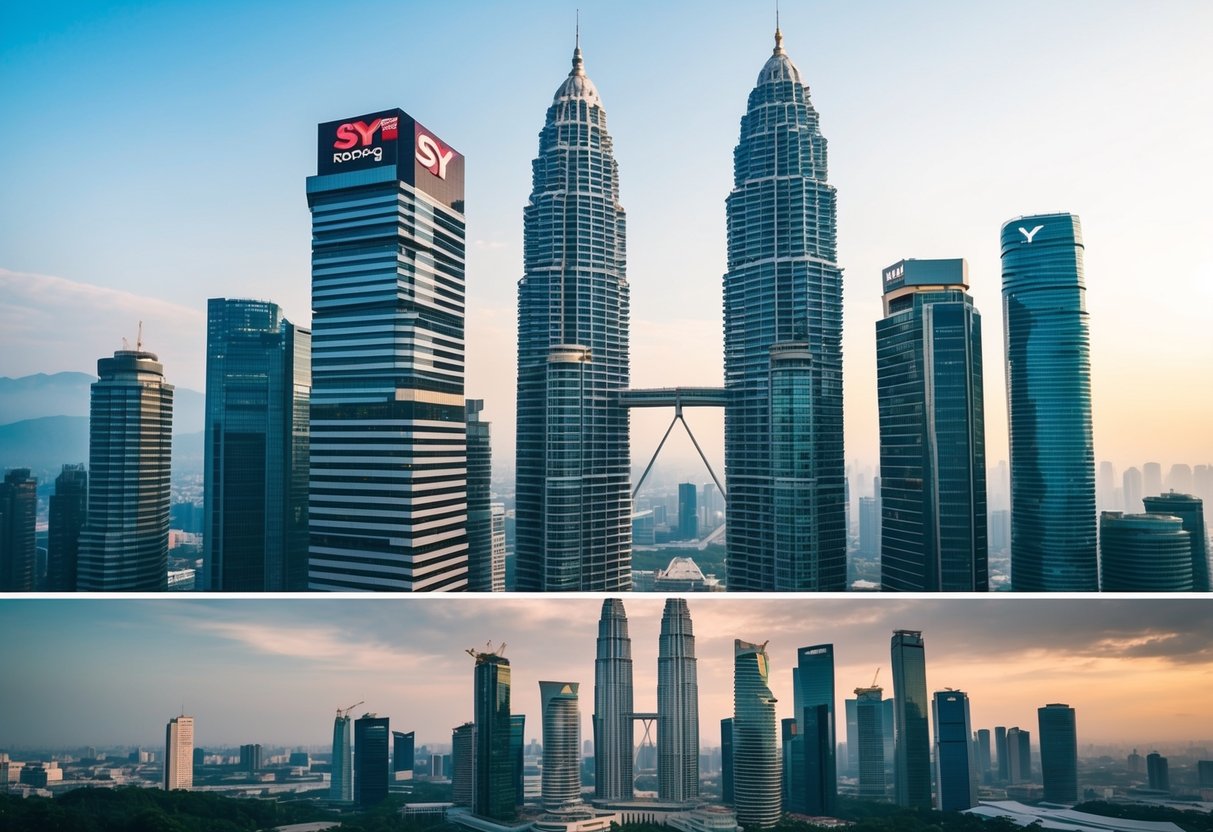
[516,27,845,592]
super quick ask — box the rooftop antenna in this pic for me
[136,320,144,352]
[576,8,580,50]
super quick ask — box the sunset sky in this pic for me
[1,0,1211,476]
[2,597,1211,750]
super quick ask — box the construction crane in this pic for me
[871,667,880,687]
[465,641,507,661]
[336,700,364,719]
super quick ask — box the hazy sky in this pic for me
[2,597,1212,750]
[2,0,1211,476]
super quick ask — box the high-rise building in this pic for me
[1038,704,1078,803]
[164,715,194,791]
[995,726,1009,781]
[594,598,634,801]
[1197,759,1213,788]
[678,483,698,541]
[204,298,310,591]
[858,497,879,558]
[46,464,86,592]
[787,644,836,814]
[1143,463,1163,498]
[452,723,475,805]
[393,730,415,780]
[331,712,353,801]
[239,743,262,773]
[1001,213,1096,591]
[79,349,173,591]
[733,639,780,828]
[1142,493,1208,591]
[1146,751,1169,792]
[877,258,987,591]
[306,108,468,591]
[540,681,581,810]
[976,729,992,780]
[1099,512,1193,591]
[473,648,516,820]
[1098,461,1117,514]
[721,718,734,806]
[658,598,699,802]
[490,503,506,592]
[354,714,390,807]
[1123,467,1143,513]
[515,37,630,592]
[891,630,930,808]
[1127,749,1143,776]
[1007,728,1031,784]
[0,469,37,591]
[1166,465,1193,494]
[855,686,886,801]
[510,714,526,808]
[466,400,494,592]
[933,691,976,811]
[724,26,845,591]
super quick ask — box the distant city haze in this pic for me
[1,1,1210,475]
[1,598,1210,748]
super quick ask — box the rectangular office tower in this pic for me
[354,714,390,807]
[164,715,194,791]
[1038,703,1078,804]
[204,298,310,591]
[787,644,837,815]
[79,349,173,591]
[1001,214,1097,590]
[876,259,987,591]
[0,469,37,591]
[891,630,931,809]
[933,691,977,811]
[306,108,468,590]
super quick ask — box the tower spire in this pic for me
[571,10,585,76]
[774,1,784,54]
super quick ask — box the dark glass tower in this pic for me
[1099,512,1193,591]
[1001,213,1096,590]
[787,644,836,814]
[678,483,698,541]
[995,726,1009,781]
[933,690,976,811]
[876,259,987,591]
[594,598,634,800]
[473,649,516,820]
[854,686,886,801]
[1038,704,1078,803]
[1147,752,1169,791]
[0,469,37,591]
[733,639,780,828]
[306,108,468,591]
[516,39,631,591]
[724,27,845,591]
[354,714,389,807]
[47,464,87,591]
[891,630,930,809]
[204,298,310,591]
[1142,493,1208,591]
[466,400,494,592]
[658,598,699,802]
[452,722,475,806]
[393,730,415,779]
[79,349,173,591]
[721,717,735,805]
[331,713,352,801]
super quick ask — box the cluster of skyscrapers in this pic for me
[2,24,1209,594]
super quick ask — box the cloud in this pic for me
[0,267,206,388]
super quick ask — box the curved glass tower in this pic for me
[1142,493,1208,591]
[539,681,582,811]
[723,27,845,591]
[734,639,780,828]
[1099,512,1193,590]
[594,598,634,800]
[1037,703,1078,804]
[1001,213,1097,591]
[657,598,699,802]
[516,39,631,591]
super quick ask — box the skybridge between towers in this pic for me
[618,387,728,504]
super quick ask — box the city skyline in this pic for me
[2,597,1212,749]
[3,1,1211,476]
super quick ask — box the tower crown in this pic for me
[553,40,601,106]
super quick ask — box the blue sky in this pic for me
[2,0,1211,475]
[2,597,1212,750]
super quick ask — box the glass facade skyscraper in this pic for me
[1142,493,1208,591]
[733,639,780,828]
[1038,703,1078,804]
[1001,213,1097,591]
[787,644,836,814]
[876,259,987,591]
[0,469,37,592]
[516,40,631,591]
[1099,512,1193,591]
[473,650,516,820]
[354,714,390,807]
[933,690,976,811]
[204,298,310,591]
[539,681,581,811]
[854,686,886,801]
[891,629,931,808]
[721,717,734,805]
[594,598,634,801]
[657,598,699,802]
[723,27,845,591]
[79,349,173,591]
[465,399,494,592]
[331,713,352,802]
[306,108,468,591]
[46,464,87,592]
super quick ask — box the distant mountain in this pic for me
[0,371,205,433]
[0,416,203,481]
